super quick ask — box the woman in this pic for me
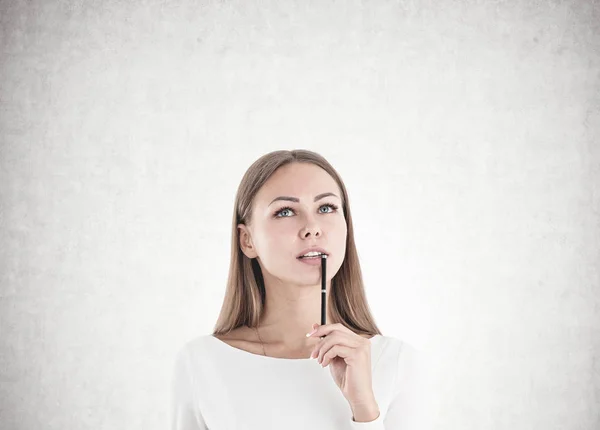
[171,150,429,429]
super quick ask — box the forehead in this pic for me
[256,163,340,203]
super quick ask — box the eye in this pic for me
[273,203,339,218]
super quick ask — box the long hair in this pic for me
[212,149,382,337]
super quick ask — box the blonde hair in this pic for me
[212,149,382,337]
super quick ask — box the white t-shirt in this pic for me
[171,333,431,429]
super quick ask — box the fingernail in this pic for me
[305,329,317,337]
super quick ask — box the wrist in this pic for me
[350,398,380,423]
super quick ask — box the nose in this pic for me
[302,229,320,238]
[300,221,321,238]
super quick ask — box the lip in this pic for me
[296,246,329,259]
[297,256,325,266]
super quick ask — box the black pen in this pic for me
[320,254,327,339]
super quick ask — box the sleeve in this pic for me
[170,346,209,430]
[383,342,433,429]
[348,409,385,429]
[348,341,433,429]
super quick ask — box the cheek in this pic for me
[268,221,296,238]
[332,218,347,238]
[325,220,346,258]
[336,223,348,254]
[262,224,294,252]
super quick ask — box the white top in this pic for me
[170,333,431,430]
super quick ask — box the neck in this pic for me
[254,279,334,352]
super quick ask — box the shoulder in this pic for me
[213,326,253,343]
[376,334,423,359]
[175,327,262,360]
[370,335,427,376]
[213,326,265,354]
[380,335,426,371]
[174,333,220,359]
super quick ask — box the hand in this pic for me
[308,323,378,409]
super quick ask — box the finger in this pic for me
[313,332,361,363]
[313,332,344,361]
[322,342,371,367]
[321,345,353,367]
[308,322,353,339]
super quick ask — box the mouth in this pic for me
[296,254,327,265]
[296,247,329,259]
[297,254,327,259]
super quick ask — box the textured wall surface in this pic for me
[1,0,598,429]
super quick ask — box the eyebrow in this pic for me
[269,192,340,206]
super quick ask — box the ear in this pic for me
[237,224,258,259]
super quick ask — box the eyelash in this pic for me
[273,203,339,218]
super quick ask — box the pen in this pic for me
[320,254,327,339]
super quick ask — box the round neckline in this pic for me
[208,333,382,363]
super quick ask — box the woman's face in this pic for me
[238,162,347,285]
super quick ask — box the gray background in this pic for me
[1,0,599,429]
